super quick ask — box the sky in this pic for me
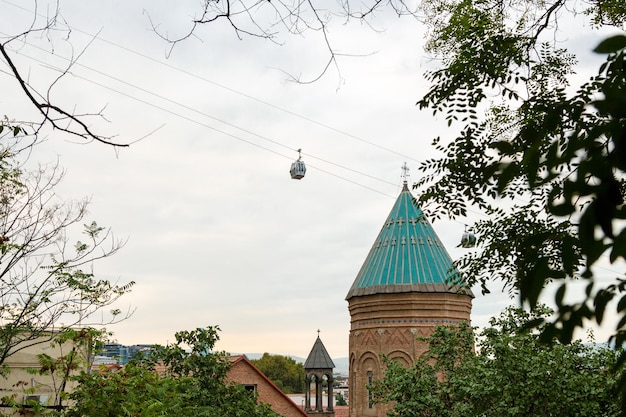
[1,0,623,359]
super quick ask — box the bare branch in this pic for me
[0,42,126,147]
[1,4,129,148]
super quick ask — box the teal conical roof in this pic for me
[346,182,468,300]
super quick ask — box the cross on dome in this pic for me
[401,162,410,184]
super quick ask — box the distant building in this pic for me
[98,343,154,364]
[0,331,90,414]
[346,177,473,417]
[100,343,129,364]
[92,355,118,366]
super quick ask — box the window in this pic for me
[243,384,257,392]
[367,371,373,409]
[352,371,356,408]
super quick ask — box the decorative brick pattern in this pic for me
[348,292,472,417]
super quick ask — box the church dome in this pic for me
[346,182,472,300]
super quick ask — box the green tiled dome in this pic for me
[346,182,467,300]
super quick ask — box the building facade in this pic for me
[0,331,89,415]
[346,181,473,417]
[227,355,308,417]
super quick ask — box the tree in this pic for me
[408,0,626,360]
[0,134,133,383]
[371,306,624,417]
[251,353,305,394]
[65,327,279,417]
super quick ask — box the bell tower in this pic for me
[304,331,335,416]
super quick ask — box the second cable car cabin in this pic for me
[460,227,477,248]
[290,149,306,180]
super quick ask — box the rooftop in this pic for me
[303,336,335,370]
[346,182,469,300]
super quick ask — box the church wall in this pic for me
[347,292,472,417]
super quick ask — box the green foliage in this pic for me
[65,327,279,417]
[250,353,305,393]
[371,307,624,416]
[414,0,626,356]
[66,360,188,417]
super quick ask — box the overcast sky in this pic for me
[2,0,622,359]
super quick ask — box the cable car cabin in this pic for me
[460,231,477,248]
[290,160,306,180]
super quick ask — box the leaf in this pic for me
[496,162,519,194]
[594,289,613,324]
[617,294,626,313]
[490,140,515,155]
[549,201,574,217]
[521,258,549,309]
[594,35,626,54]
[610,227,626,263]
[554,284,566,306]
[578,203,608,267]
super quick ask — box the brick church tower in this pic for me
[345,175,473,417]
